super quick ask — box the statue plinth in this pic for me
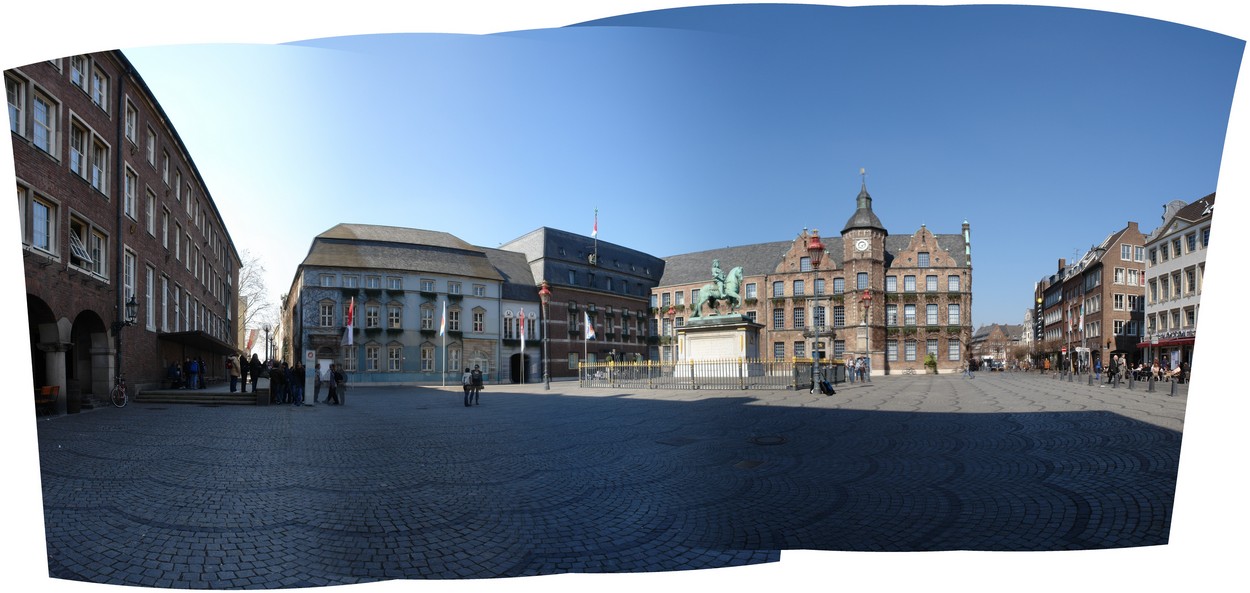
[677,316,762,362]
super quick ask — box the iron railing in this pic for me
[578,358,846,390]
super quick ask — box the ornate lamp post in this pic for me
[666,305,677,363]
[861,288,872,383]
[807,230,825,391]
[111,295,139,391]
[538,281,552,390]
[263,323,272,363]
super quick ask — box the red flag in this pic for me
[592,209,598,238]
[341,297,355,346]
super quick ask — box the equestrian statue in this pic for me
[691,259,745,319]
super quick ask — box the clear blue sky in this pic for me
[4,2,1248,592]
[110,3,1240,329]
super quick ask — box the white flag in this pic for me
[520,309,527,352]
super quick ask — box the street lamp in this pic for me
[538,281,552,390]
[807,230,825,392]
[111,295,139,394]
[666,305,677,363]
[263,323,272,363]
[861,288,872,383]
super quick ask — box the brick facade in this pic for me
[12,51,241,411]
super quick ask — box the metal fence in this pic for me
[579,358,847,390]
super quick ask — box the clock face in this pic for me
[855,239,870,252]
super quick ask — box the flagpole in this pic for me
[441,299,447,387]
[520,309,526,385]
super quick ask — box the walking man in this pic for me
[470,364,483,405]
[312,363,323,404]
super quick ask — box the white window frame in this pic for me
[32,90,58,155]
[145,265,156,330]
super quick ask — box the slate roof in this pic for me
[659,241,793,285]
[658,231,969,287]
[300,223,501,281]
[1171,192,1215,224]
[481,247,540,301]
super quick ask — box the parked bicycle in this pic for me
[110,375,128,408]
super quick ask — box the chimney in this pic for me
[1058,258,1066,271]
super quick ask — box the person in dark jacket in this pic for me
[249,354,262,394]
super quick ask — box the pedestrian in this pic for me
[857,357,866,382]
[167,362,183,389]
[333,363,347,405]
[1043,358,1050,374]
[249,353,263,394]
[290,361,304,405]
[326,364,340,405]
[462,367,473,407]
[1179,360,1189,384]
[846,355,855,384]
[227,353,241,393]
[312,363,322,404]
[470,364,483,406]
[1094,358,1102,381]
[198,357,208,388]
[963,358,975,379]
[187,357,201,391]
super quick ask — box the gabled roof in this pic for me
[659,241,793,285]
[480,247,539,301]
[316,223,481,252]
[300,224,501,281]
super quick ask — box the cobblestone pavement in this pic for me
[34,372,1186,588]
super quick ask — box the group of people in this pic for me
[1097,354,1190,385]
[845,356,870,383]
[225,353,266,393]
[221,354,350,406]
[462,364,484,406]
[167,357,210,389]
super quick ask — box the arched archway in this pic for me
[70,309,109,400]
[27,294,56,390]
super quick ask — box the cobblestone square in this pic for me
[30,373,1191,589]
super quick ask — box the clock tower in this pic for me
[840,176,888,370]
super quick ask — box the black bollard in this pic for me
[1068,371,1073,382]
[1148,375,1155,393]
[1170,379,1177,397]
[1128,374,1134,390]
[1088,373,1094,386]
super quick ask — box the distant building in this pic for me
[651,181,974,375]
[1032,221,1147,371]
[500,227,666,378]
[282,224,529,384]
[282,224,664,384]
[1140,193,1213,372]
[12,51,241,411]
[970,323,1023,364]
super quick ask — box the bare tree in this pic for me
[238,249,277,337]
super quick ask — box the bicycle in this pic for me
[110,375,128,408]
[903,368,916,375]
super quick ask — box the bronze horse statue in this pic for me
[690,266,744,318]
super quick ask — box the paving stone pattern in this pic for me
[36,372,1186,588]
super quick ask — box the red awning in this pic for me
[1137,337,1196,349]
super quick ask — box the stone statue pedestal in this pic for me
[677,315,762,362]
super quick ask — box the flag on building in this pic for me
[439,300,446,336]
[245,328,258,352]
[584,310,596,340]
[1079,304,1085,337]
[341,296,355,346]
[592,208,598,238]
[520,309,527,352]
